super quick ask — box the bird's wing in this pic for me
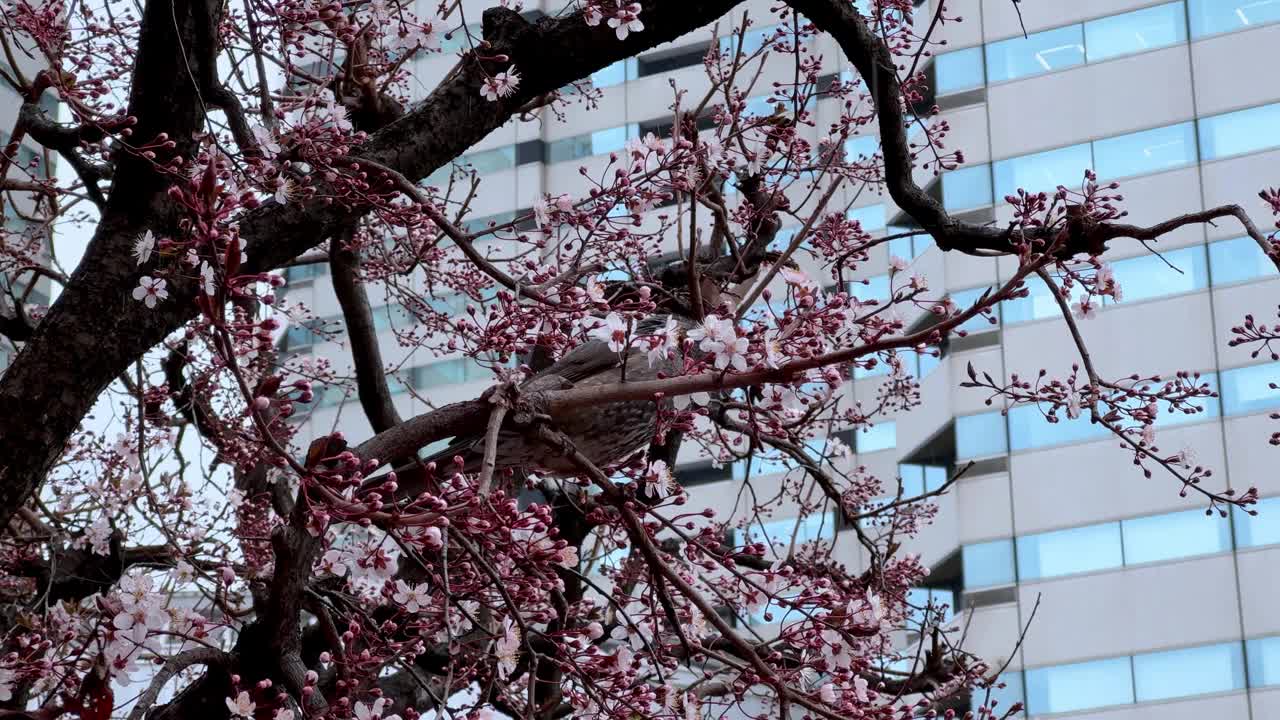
[524,338,623,387]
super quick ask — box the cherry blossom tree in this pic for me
[0,0,1275,718]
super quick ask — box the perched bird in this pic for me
[420,312,696,476]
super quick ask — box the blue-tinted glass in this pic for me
[924,465,948,491]
[468,146,517,174]
[1085,2,1187,63]
[1160,372,1221,426]
[1133,642,1244,701]
[857,421,896,453]
[993,143,1092,198]
[591,125,630,154]
[962,539,1016,588]
[1122,509,1231,565]
[942,164,994,210]
[734,452,794,480]
[744,95,776,118]
[845,134,879,162]
[440,23,480,52]
[1008,403,1106,451]
[769,227,798,253]
[955,412,1008,459]
[1189,0,1280,37]
[888,234,915,261]
[1025,657,1134,715]
[971,672,1025,717]
[744,512,835,549]
[546,135,593,164]
[591,58,637,87]
[850,274,890,304]
[1221,362,1279,416]
[1210,236,1277,285]
[1017,522,1122,580]
[848,204,886,232]
[1199,102,1280,160]
[985,24,1085,82]
[721,23,784,57]
[899,464,926,497]
[1109,245,1208,304]
[854,358,892,379]
[1093,122,1196,180]
[1248,636,1280,687]
[950,286,1000,334]
[1000,275,1069,325]
[935,46,985,94]
[1234,495,1280,548]
[917,348,942,378]
[414,360,466,389]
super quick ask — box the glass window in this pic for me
[1000,275,1069,325]
[1122,509,1231,565]
[466,146,517,175]
[950,286,1000,334]
[993,142,1092,198]
[850,274,890,304]
[591,58,637,87]
[1092,122,1196,180]
[985,24,1085,83]
[1017,522,1123,580]
[440,23,481,52]
[1007,403,1106,451]
[1133,642,1244,702]
[955,412,1008,459]
[856,420,896,453]
[1025,657,1134,715]
[1189,0,1280,37]
[1108,244,1208,304]
[1210,235,1277,285]
[845,134,879,162]
[848,204,886,232]
[942,164,994,210]
[1084,2,1187,63]
[935,46,985,95]
[1220,362,1279,416]
[962,539,1016,588]
[413,359,467,389]
[1247,636,1280,687]
[769,227,798,253]
[1234,495,1280,548]
[971,672,1025,717]
[1199,102,1280,160]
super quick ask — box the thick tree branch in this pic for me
[329,229,402,433]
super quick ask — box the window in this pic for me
[1084,2,1187,63]
[962,539,1016,589]
[941,164,994,210]
[283,263,327,286]
[1017,522,1123,581]
[1025,657,1134,715]
[849,274,890,304]
[899,464,948,496]
[1000,275,1067,325]
[739,512,836,561]
[1188,0,1280,37]
[440,23,481,52]
[1233,495,1280,548]
[1108,244,1208,304]
[1198,102,1280,160]
[1121,509,1231,565]
[985,24,1085,83]
[905,587,955,629]
[1220,362,1280,416]
[676,460,732,487]
[845,134,879,162]
[971,672,1025,717]
[1209,235,1277,285]
[993,142,1092,198]
[1092,122,1196,180]
[950,286,1000,335]
[1247,636,1280,687]
[934,46,985,95]
[720,23,787,57]
[954,412,1008,460]
[1007,404,1105,451]
[856,420,896,453]
[848,204,886,233]
[547,123,639,164]
[1132,642,1244,702]
[590,58,638,87]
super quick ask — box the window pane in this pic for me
[993,143,1092,198]
[1133,642,1244,702]
[1189,0,1280,37]
[1025,657,1134,715]
[955,412,1008,459]
[1017,522,1123,580]
[1085,2,1187,63]
[1199,102,1280,160]
[1092,122,1196,180]
[1234,495,1280,548]
[467,146,517,175]
[1122,509,1231,565]
[942,164,994,210]
[935,46,985,94]
[850,274,890,304]
[1008,403,1106,451]
[962,539,1016,588]
[950,286,1000,334]
[1001,275,1071,324]
[848,204,886,232]
[591,125,630,155]
[856,420,896,453]
[1220,362,1280,416]
[971,672,1025,717]
[1247,636,1280,687]
[985,24,1085,82]
[1210,235,1277,285]
[1108,244,1208,304]
[845,134,879,162]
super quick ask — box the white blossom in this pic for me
[607,3,644,39]
[133,230,156,266]
[589,312,629,352]
[226,691,256,719]
[481,70,521,101]
[132,276,169,308]
[392,580,430,613]
[495,617,521,679]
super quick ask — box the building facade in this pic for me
[279,1,1280,718]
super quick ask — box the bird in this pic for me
[419,311,697,477]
